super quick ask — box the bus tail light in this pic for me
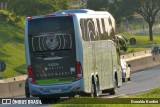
[28,17,32,21]
[46,14,56,17]
[68,14,73,17]
[28,65,36,84]
[74,62,83,81]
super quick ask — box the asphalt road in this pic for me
[101,66,160,98]
[0,66,160,106]
[117,67,160,95]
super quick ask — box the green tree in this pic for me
[109,0,138,24]
[87,0,109,11]
[136,0,160,41]
[87,0,160,41]
[54,0,70,10]
[7,0,70,16]
[87,0,137,24]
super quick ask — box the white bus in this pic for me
[25,9,122,103]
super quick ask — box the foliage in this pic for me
[86,0,138,24]
[87,0,109,11]
[0,22,25,78]
[120,33,160,54]
[87,0,160,41]
[0,10,21,24]
[135,0,160,41]
[7,0,70,16]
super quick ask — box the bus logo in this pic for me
[46,34,58,50]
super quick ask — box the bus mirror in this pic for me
[0,61,6,72]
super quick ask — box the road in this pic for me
[117,67,160,96]
[101,66,160,98]
[0,66,160,106]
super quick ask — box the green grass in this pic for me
[128,87,160,98]
[52,87,160,107]
[121,33,160,54]
[0,22,26,78]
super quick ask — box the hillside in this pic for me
[0,22,26,78]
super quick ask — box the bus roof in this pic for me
[54,9,112,16]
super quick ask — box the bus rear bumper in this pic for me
[29,79,84,97]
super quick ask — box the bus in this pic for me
[25,9,122,103]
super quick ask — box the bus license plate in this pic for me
[50,89,62,93]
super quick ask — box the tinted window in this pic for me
[28,16,75,52]
[80,18,115,41]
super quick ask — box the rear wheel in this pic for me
[128,71,131,81]
[40,97,60,104]
[25,87,30,98]
[109,79,117,95]
[128,77,131,81]
[90,79,99,97]
[91,82,94,97]
[122,73,126,82]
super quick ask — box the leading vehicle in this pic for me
[25,9,122,103]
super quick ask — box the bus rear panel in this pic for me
[26,16,83,97]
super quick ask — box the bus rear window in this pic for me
[28,16,75,52]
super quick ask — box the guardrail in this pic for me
[0,49,160,98]
[121,50,160,72]
[120,50,151,60]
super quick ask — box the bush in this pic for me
[0,10,21,24]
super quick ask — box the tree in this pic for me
[87,0,160,41]
[7,0,70,16]
[136,0,160,41]
[87,0,137,24]
[87,0,109,11]
[54,0,70,10]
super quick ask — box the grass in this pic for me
[52,87,160,107]
[120,33,160,54]
[127,87,160,98]
[0,21,26,78]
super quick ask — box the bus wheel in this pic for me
[40,98,51,104]
[40,97,60,104]
[109,79,117,95]
[122,73,126,82]
[128,72,131,81]
[128,77,131,81]
[91,82,95,97]
[91,80,99,97]
[25,87,30,98]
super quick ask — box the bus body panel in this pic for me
[76,13,122,93]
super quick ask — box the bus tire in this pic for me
[91,80,99,97]
[25,89,30,98]
[91,82,95,97]
[128,71,131,81]
[122,73,126,82]
[40,97,60,104]
[109,79,117,95]
[95,77,100,97]
[128,77,131,81]
[40,98,51,104]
